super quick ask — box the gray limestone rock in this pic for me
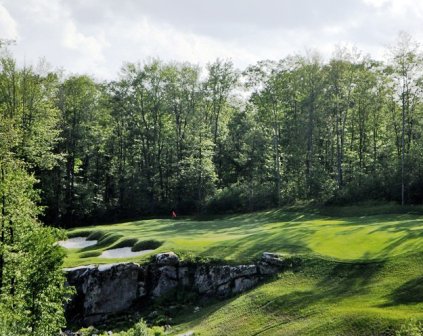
[178,266,191,287]
[66,263,146,325]
[233,276,259,294]
[257,261,280,275]
[65,252,296,326]
[230,264,257,278]
[151,266,178,297]
[155,252,180,266]
[193,265,214,294]
[261,252,287,266]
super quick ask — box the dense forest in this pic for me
[1,32,423,230]
[0,31,423,335]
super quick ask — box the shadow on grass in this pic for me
[384,275,423,306]
[201,229,315,263]
[169,258,386,336]
[262,260,386,315]
[135,211,314,236]
[68,209,423,265]
[200,214,422,262]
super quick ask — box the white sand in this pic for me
[58,237,98,249]
[100,247,154,259]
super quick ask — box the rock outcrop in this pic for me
[65,263,148,325]
[65,252,297,326]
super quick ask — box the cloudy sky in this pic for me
[1,0,422,79]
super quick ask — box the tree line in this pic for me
[0,40,68,335]
[2,32,423,230]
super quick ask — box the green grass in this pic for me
[168,254,423,336]
[64,205,423,267]
[64,205,423,335]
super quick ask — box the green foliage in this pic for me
[207,183,276,213]
[115,319,164,336]
[15,33,420,225]
[0,48,68,335]
[4,33,423,228]
[0,161,69,335]
[127,319,150,336]
[77,326,97,335]
[396,320,423,336]
[0,55,61,169]
[149,326,165,336]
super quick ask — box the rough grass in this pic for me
[168,254,423,336]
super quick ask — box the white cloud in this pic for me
[21,0,64,23]
[1,0,423,79]
[120,17,256,65]
[363,0,423,18]
[362,0,390,8]
[0,3,18,39]
[62,21,107,62]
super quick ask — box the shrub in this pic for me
[149,326,165,336]
[120,319,164,336]
[130,319,150,336]
[77,326,98,335]
[206,182,277,214]
[395,320,423,336]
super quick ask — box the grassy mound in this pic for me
[132,239,162,252]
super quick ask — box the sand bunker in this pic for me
[58,237,98,249]
[100,247,154,259]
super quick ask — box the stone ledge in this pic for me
[64,252,296,326]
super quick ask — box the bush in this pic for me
[130,319,150,336]
[206,182,277,214]
[395,320,423,336]
[149,326,165,336]
[77,326,98,335]
[206,185,244,213]
[119,319,164,336]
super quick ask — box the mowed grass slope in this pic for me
[170,253,423,336]
[65,206,423,335]
[64,206,423,267]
